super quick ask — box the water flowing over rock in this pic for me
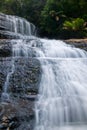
[65,39,87,51]
[0,13,36,38]
[0,13,41,130]
[34,40,87,130]
[0,13,87,130]
[0,39,41,129]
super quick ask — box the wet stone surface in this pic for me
[0,22,42,128]
[0,38,87,129]
[9,57,41,97]
[65,39,87,51]
[0,57,41,97]
[0,40,12,57]
[0,56,41,130]
[0,99,35,130]
[1,12,87,129]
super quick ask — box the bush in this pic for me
[63,21,73,30]
[63,18,85,31]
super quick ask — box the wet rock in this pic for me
[21,94,37,101]
[0,57,12,77]
[0,104,20,129]
[0,124,7,129]
[0,12,20,39]
[0,30,22,39]
[65,38,87,51]
[0,73,5,92]
[0,40,12,57]
[9,58,41,97]
[0,13,36,39]
[0,57,41,98]
[0,13,40,130]
[0,13,11,31]
[0,99,35,130]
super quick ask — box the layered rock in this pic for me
[0,39,12,57]
[0,13,36,38]
[0,13,40,130]
[0,40,41,129]
[0,100,35,130]
[0,12,87,130]
[0,48,41,129]
[65,38,87,51]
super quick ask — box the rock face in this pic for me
[0,13,87,130]
[0,13,41,130]
[0,42,41,130]
[0,43,41,129]
[65,39,87,51]
[0,40,12,57]
[0,57,41,96]
[0,100,35,130]
[0,13,36,39]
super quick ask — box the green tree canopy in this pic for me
[0,0,87,38]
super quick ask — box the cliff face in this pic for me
[0,13,41,130]
[0,13,87,130]
[0,56,41,130]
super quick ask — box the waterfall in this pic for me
[0,13,36,36]
[1,13,87,130]
[34,39,87,130]
[1,14,36,102]
[1,59,15,102]
[1,37,40,102]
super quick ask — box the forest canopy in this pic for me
[0,0,87,39]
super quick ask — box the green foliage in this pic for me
[73,18,85,31]
[63,18,85,31]
[0,0,87,38]
[63,21,73,30]
[0,0,46,26]
[40,0,66,37]
[40,0,87,38]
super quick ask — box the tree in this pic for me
[63,18,85,31]
[0,0,87,38]
[40,0,66,37]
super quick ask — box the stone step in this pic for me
[0,57,41,99]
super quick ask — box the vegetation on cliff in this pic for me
[0,0,87,39]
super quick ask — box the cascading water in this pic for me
[1,13,87,130]
[1,39,37,102]
[1,14,36,102]
[34,39,87,130]
[1,59,15,102]
[0,13,36,36]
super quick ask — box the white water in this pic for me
[34,39,87,130]
[0,13,36,36]
[1,14,87,129]
[1,14,36,101]
[2,36,87,130]
[1,60,15,102]
[1,37,38,101]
